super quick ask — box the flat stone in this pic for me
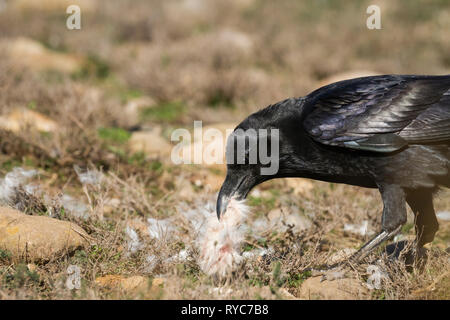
[128,130,172,158]
[298,276,369,300]
[0,206,89,262]
[2,37,84,73]
[284,178,314,196]
[0,108,58,133]
[95,275,164,294]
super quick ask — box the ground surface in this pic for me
[0,0,449,300]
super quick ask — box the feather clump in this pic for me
[0,167,37,204]
[197,198,248,277]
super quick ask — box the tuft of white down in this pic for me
[0,167,37,204]
[196,198,249,277]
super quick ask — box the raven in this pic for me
[217,74,450,266]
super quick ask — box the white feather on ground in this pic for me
[437,211,450,221]
[60,194,90,219]
[144,254,159,273]
[125,226,143,255]
[196,198,249,277]
[147,217,176,240]
[0,167,37,204]
[344,220,374,236]
[74,165,103,186]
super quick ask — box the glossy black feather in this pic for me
[303,75,450,152]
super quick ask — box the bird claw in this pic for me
[384,240,429,272]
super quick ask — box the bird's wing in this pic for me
[399,94,450,143]
[302,75,450,152]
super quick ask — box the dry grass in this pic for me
[0,0,448,300]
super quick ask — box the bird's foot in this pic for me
[384,240,428,272]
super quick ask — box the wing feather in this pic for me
[303,75,450,152]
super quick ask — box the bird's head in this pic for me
[216,98,304,220]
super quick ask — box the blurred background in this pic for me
[1,0,449,170]
[0,0,449,300]
[1,0,449,125]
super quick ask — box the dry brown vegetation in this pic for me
[0,0,449,300]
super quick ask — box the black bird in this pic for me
[217,74,450,265]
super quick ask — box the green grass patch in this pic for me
[243,243,256,252]
[286,270,312,288]
[98,127,131,144]
[119,89,143,104]
[3,264,40,289]
[206,89,236,109]
[0,249,11,263]
[72,55,110,80]
[140,101,185,122]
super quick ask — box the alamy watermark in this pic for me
[66,265,81,290]
[366,5,381,30]
[171,121,280,175]
[66,5,81,30]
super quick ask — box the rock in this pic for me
[298,276,369,300]
[2,37,84,73]
[277,288,299,300]
[0,206,89,262]
[267,208,282,221]
[215,29,254,56]
[151,278,165,288]
[128,129,172,158]
[318,71,379,88]
[95,275,147,292]
[0,108,59,133]
[95,275,164,294]
[284,178,314,196]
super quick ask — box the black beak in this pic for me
[216,174,253,220]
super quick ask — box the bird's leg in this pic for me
[309,184,406,281]
[350,183,407,262]
[391,190,440,270]
[405,190,439,248]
